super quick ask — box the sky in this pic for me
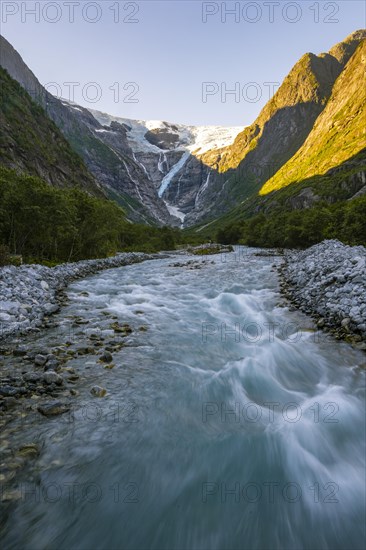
[1,1,365,126]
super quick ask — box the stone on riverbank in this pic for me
[90,385,107,397]
[37,402,71,416]
[0,252,164,340]
[280,240,366,343]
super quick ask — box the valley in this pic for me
[1,30,365,235]
[0,245,365,550]
[0,20,365,550]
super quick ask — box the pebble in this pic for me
[34,354,47,366]
[16,443,40,458]
[99,351,113,363]
[37,402,71,416]
[0,252,162,341]
[280,240,366,343]
[90,385,107,397]
[43,371,63,386]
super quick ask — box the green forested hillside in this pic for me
[0,168,179,264]
[260,39,366,195]
[195,32,366,249]
[0,67,101,195]
[192,150,366,248]
[0,67,181,263]
[216,196,366,248]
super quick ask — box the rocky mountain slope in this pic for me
[0,36,173,225]
[1,30,365,230]
[88,110,242,223]
[0,67,102,195]
[190,29,366,226]
[260,38,366,195]
[0,34,242,226]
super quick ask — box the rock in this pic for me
[16,443,40,458]
[0,385,18,397]
[2,396,17,410]
[0,312,14,322]
[44,360,61,372]
[0,253,156,339]
[280,240,366,344]
[37,402,71,416]
[75,345,94,355]
[44,303,59,315]
[34,354,47,366]
[23,372,42,382]
[43,371,63,385]
[90,385,107,397]
[99,351,113,363]
[0,300,20,314]
[1,489,23,502]
[13,346,27,357]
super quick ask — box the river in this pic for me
[2,248,365,550]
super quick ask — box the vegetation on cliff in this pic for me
[0,168,180,264]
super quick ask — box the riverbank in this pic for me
[279,240,366,347]
[2,241,365,346]
[1,247,365,549]
[0,252,165,341]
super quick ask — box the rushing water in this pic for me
[2,249,366,550]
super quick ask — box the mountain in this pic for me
[0,66,102,195]
[88,110,242,223]
[0,35,243,226]
[1,30,365,231]
[191,29,366,225]
[0,35,174,225]
[0,35,242,226]
[259,38,366,195]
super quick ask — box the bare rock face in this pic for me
[1,30,364,229]
[287,188,320,210]
[88,112,242,226]
[144,128,181,150]
[0,35,172,226]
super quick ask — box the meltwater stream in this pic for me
[2,250,366,550]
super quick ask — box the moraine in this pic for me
[0,247,365,550]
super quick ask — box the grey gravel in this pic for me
[0,252,163,340]
[281,240,366,342]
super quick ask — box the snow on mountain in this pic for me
[88,109,243,155]
[164,202,186,225]
[158,152,191,198]
[85,107,244,226]
[187,126,244,155]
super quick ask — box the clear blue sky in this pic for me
[1,1,365,125]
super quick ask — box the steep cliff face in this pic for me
[178,30,366,225]
[260,38,366,195]
[202,29,365,173]
[0,36,172,225]
[0,67,102,195]
[184,29,366,226]
[88,111,242,224]
[1,30,365,229]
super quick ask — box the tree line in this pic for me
[216,197,366,248]
[0,167,180,265]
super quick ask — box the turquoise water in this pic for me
[2,250,365,549]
